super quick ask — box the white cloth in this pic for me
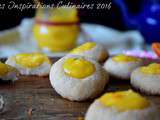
[0,18,145,58]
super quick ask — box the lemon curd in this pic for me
[71,42,96,53]
[141,63,160,74]
[15,53,51,68]
[33,8,80,52]
[0,62,13,76]
[99,90,150,112]
[63,58,95,79]
[113,54,141,62]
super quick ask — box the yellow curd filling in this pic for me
[33,7,79,52]
[15,53,51,68]
[63,58,95,79]
[113,54,141,62]
[99,90,150,112]
[48,7,79,22]
[0,62,13,76]
[71,42,96,53]
[35,7,79,23]
[33,25,79,52]
[141,63,160,74]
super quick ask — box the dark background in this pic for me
[0,0,142,31]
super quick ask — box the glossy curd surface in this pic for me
[63,58,95,79]
[113,54,141,63]
[99,90,150,111]
[15,53,51,68]
[71,42,96,53]
[0,62,14,76]
[141,63,160,74]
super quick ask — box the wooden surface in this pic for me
[0,58,160,120]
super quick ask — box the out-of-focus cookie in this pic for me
[0,62,19,81]
[131,63,160,95]
[70,42,108,62]
[6,53,51,76]
[104,54,143,80]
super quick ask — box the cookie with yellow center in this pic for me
[85,90,160,120]
[5,53,51,76]
[103,54,143,80]
[0,62,19,81]
[131,63,160,95]
[50,55,109,101]
[69,42,109,62]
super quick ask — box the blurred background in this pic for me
[0,0,159,57]
[0,0,144,30]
